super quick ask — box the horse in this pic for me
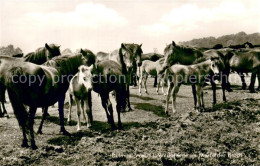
[68,65,94,131]
[141,52,164,87]
[96,51,109,62]
[0,53,88,149]
[165,57,225,114]
[138,58,168,96]
[96,43,143,111]
[223,50,260,92]
[79,48,96,66]
[160,41,229,105]
[91,60,127,129]
[0,43,61,118]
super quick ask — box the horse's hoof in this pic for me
[139,93,142,96]
[118,125,123,130]
[165,110,168,115]
[31,144,38,150]
[37,130,43,135]
[257,87,260,91]
[21,142,29,148]
[61,129,71,136]
[227,88,233,92]
[249,90,256,93]
[67,121,72,126]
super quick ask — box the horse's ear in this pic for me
[172,41,176,46]
[121,43,126,49]
[80,49,83,53]
[89,64,93,70]
[45,43,51,50]
[139,44,142,47]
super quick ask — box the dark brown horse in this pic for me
[0,53,88,149]
[92,60,127,129]
[223,50,260,92]
[96,43,143,111]
[0,43,61,118]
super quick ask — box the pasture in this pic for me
[0,73,259,165]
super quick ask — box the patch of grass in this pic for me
[132,102,167,117]
[47,131,94,146]
[130,94,154,101]
[213,100,241,110]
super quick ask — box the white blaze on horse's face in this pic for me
[78,65,93,91]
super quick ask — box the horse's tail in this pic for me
[7,88,29,130]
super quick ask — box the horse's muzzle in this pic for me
[137,62,142,67]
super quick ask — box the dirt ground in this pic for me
[0,73,259,165]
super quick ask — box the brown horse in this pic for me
[92,60,127,129]
[141,52,164,87]
[165,57,225,114]
[223,50,260,92]
[0,53,88,149]
[0,43,61,118]
[96,43,143,111]
[161,41,229,105]
[138,58,168,95]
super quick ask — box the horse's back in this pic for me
[97,60,122,75]
[96,52,109,62]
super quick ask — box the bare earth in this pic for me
[0,73,259,165]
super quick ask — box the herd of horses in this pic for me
[0,41,259,149]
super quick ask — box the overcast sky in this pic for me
[0,0,259,54]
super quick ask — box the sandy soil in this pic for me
[0,73,259,165]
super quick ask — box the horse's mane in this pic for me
[44,53,83,75]
[23,48,47,65]
[164,43,199,55]
[123,43,143,55]
[23,44,60,64]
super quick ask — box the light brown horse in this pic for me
[165,57,225,114]
[68,65,94,131]
[138,58,168,96]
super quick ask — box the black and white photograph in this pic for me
[0,0,259,165]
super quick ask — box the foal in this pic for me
[138,58,167,95]
[68,65,93,131]
[165,57,224,114]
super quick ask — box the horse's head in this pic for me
[45,43,61,60]
[80,49,96,66]
[210,57,225,75]
[162,41,176,70]
[78,65,94,91]
[120,43,143,69]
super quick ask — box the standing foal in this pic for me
[165,57,224,114]
[68,65,93,131]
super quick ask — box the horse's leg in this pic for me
[74,98,82,131]
[257,73,260,91]
[67,94,73,125]
[84,98,92,128]
[0,102,3,117]
[7,89,29,148]
[171,84,180,114]
[165,81,173,115]
[1,101,9,118]
[80,99,87,124]
[126,84,132,112]
[28,106,37,149]
[58,93,70,135]
[210,77,217,105]
[153,75,157,87]
[249,72,257,93]
[156,74,161,95]
[101,94,116,130]
[37,107,48,134]
[191,85,197,110]
[196,85,202,112]
[115,90,123,130]
[87,91,93,123]
[144,73,149,94]
[138,72,143,96]
[238,72,246,90]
